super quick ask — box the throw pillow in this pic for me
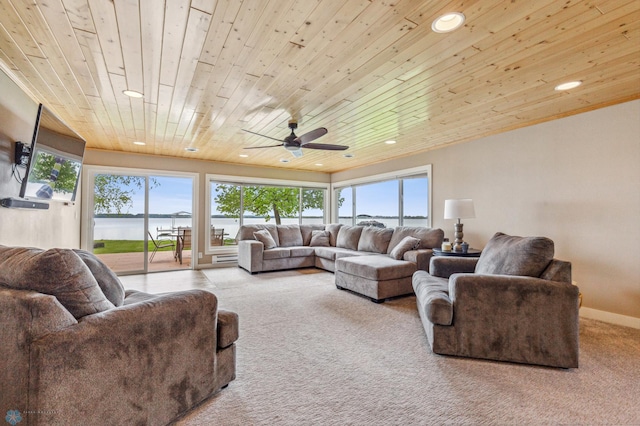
[0,246,114,319]
[389,236,421,260]
[73,249,125,306]
[387,226,444,254]
[309,230,330,247]
[253,229,278,249]
[336,226,364,251]
[475,232,554,277]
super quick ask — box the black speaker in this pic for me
[0,198,49,209]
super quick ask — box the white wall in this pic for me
[333,100,640,321]
[0,69,81,248]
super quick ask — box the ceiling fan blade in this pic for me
[290,149,303,158]
[242,129,284,143]
[296,127,328,146]
[302,143,349,151]
[243,144,284,149]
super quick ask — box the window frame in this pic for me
[205,174,330,254]
[330,165,432,228]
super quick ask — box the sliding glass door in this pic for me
[85,169,195,275]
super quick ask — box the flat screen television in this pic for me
[19,104,86,202]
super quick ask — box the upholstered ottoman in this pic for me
[335,255,417,303]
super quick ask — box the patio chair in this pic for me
[148,231,174,262]
[177,228,192,265]
[211,227,225,246]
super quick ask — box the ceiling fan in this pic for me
[243,122,349,157]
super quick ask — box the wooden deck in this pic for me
[96,250,192,273]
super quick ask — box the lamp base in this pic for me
[453,222,464,252]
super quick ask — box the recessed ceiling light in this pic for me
[554,81,583,91]
[315,163,323,166]
[185,147,198,152]
[122,90,144,98]
[239,154,249,158]
[133,141,146,146]
[385,140,396,145]
[432,12,465,33]
[343,153,354,158]
[280,158,289,163]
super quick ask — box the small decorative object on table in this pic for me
[460,242,469,253]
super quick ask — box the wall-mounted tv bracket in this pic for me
[14,141,30,167]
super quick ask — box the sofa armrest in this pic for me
[429,256,479,278]
[238,240,264,273]
[27,289,222,425]
[1,287,78,416]
[403,249,435,271]
[448,273,580,367]
[217,309,239,349]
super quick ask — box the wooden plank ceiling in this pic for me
[0,0,638,173]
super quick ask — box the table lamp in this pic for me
[444,199,475,252]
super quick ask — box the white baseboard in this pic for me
[580,307,640,329]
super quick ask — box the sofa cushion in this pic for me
[263,247,291,260]
[314,247,361,261]
[309,230,330,247]
[237,224,279,245]
[389,236,420,260]
[73,249,125,307]
[336,226,364,250]
[277,225,303,247]
[0,246,114,319]
[412,271,453,325]
[357,227,394,254]
[253,229,278,249]
[475,232,554,277]
[290,246,315,257]
[387,227,444,253]
[300,224,326,246]
[336,255,417,281]
[326,223,344,247]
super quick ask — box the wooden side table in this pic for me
[433,248,482,257]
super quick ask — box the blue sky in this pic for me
[120,176,428,217]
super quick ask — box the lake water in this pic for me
[93,217,428,240]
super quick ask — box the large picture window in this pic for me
[207,176,327,252]
[332,165,432,229]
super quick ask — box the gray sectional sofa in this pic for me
[237,223,444,302]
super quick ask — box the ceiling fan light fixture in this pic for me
[554,80,582,91]
[122,89,144,98]
[432,12,465,33]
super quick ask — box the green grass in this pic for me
[93,240,174,254]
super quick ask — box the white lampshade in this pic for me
[444,199,475,220]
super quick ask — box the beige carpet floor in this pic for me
[125,268,640,425]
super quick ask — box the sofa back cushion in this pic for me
[326,223,344,247]
[309,230,331,247]
[236,224,280,246]
[387,227,444,254]
[357,227,394,254]
[336,226,364,250]
[277,225,303,247]
[73,249,125,306]
[300,224,326,246]
[475,232,555,277]
[0,246,114,319]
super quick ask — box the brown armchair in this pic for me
[412,232,580,368]
[0,246,238,425]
